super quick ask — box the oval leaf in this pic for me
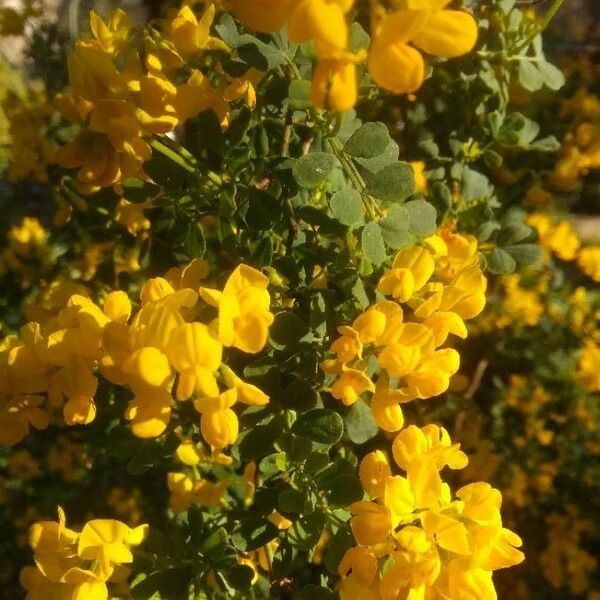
[292,408,344,445]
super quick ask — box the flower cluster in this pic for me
[493,273,546,329]
[231,0,478,112]
[339,424,524,599]
[323,227,486,431]
[0,217,49,286]
[2,82,54,183]
[550,88,600,190]
[540,509,598,596]
[528,212,600,282]
[20,507,147,600]
[0,262,274,450]
[53,7,240,189]
[578,341,600,393]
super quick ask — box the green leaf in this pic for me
[278,488,306,513]
[482,149,503,168]
[184,223,206,259]
[487,247,516,274]
[275,432,314,462]
[327,474,364,506]
[131,568,193,600]
[296,586,336,600]
[288,79,312,111]
[477,221,501,242]
[246,189,281,230]
[361,222,386,265]
[269,311,310,348]
[272,539,298,578]
[504,243,542,266]
[188,109,224,160]
[405,199,437,237]
[345,399,379,444]
[518,60,543,92]
[367,162,415,203]
[303,451,330,475]
[282,378,320,412]
[237,34,285,70]
[538,60,565,90]
[244,357,282,396]
[200,527,229,560]
[530,135,560,152]
[344,122,390,159]
[461,167,492,202]
[356,139,399,173]
[330,188,365,227]
[226,565,255,590]
[292,408,344,445]
[379,205,411,249]
[126,439,177,475]
[349,22,370,52]
[215,13,240,47]
[288,512,327,550]
[324,528,354,575]
[120,178,159,203]
[293,152,335,188]
[237,425,280,460]
[497,221,531,245]
[232,516,280,551]
[259,452,288,477]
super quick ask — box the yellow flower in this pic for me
[378,246,435,302]
[392,425,467,507]
[77,520,148,579]
[0,395,49,446]
[199,264,274,353]
[167,471,195,512]
[124,385,172,438]
[136,74,179,134]
[22,507,144,599]
[228,0,292,33]
[370,372,411,432]
[359,451,392,498]
[166,4,216,55]
[383,475,416,527]
[578,342,600,392]
[331,326,363,363]
[368,1,478,94]
[8,217,47,255]
[411,161,428,194]
[288,0,352,57]
[528,212,581,261]
[404,347,460,398]
[349,500,393,547]
[166,323,222,400]
[221,365,270,406]
[123,347,172,388]
[194,389,239,449]
[352,304,390,344]
[310,57,357,113]
[175,70,230,125]
[330,364,375,405]
[577,246,600,281]
[89,9,132,57]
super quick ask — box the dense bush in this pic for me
[0,1,598,598]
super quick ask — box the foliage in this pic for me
[1,0,599,599]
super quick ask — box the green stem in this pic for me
[328,137,380,221]
[150,137,197,173]
[150,137,223,186]
[517,0,565,52]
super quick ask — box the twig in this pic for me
[465,359,489,400]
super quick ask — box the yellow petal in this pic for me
[412,10,478,58]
